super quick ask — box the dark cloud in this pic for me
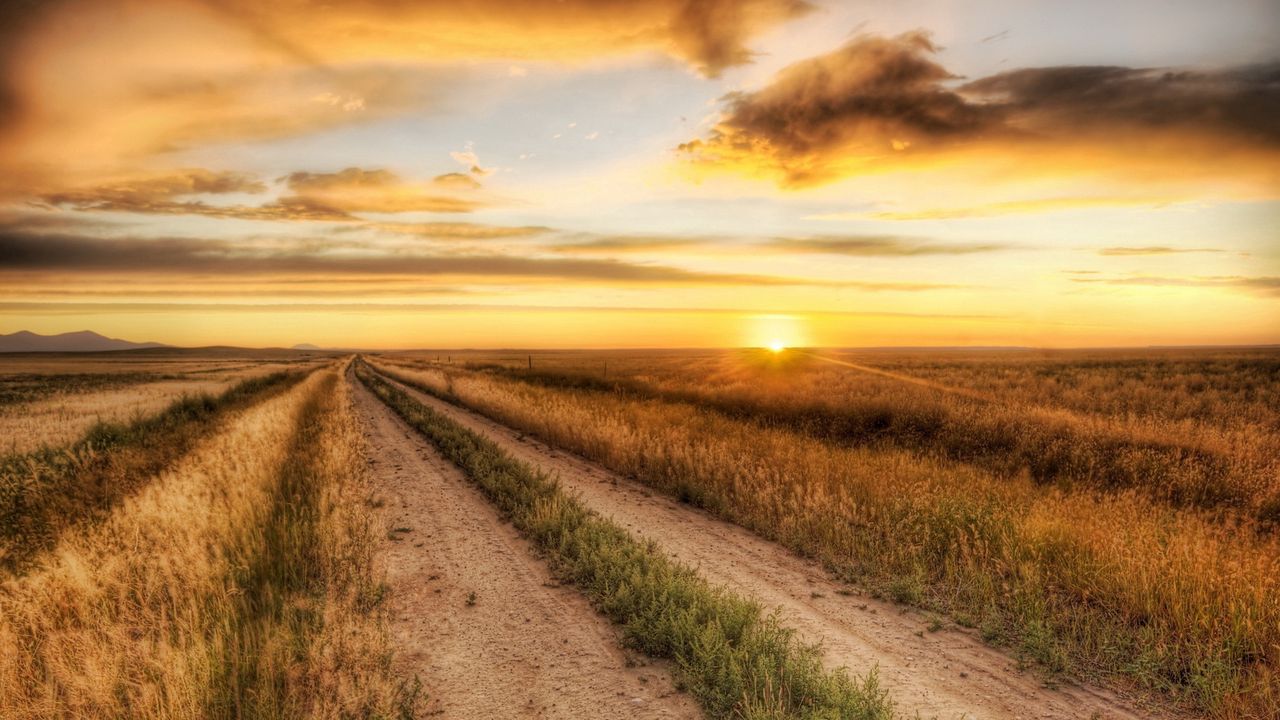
[0,0,65,132]
[680,31,1280,185]
[1097,246,1226,256]
[0,228,800,286]
[961,63,1280,145]
[678,32,998,184]
[0,300,999,321]
[764,236,1009,255]
[0,225,961,291]
[668,0,813,76]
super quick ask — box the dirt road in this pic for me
[349,374,700,719]
[372,368,1177,720]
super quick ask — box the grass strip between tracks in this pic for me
[357,361,893,720]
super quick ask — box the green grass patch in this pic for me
[356,362,892,720]
[210,369,414,719]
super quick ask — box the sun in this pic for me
[768,340,787,353]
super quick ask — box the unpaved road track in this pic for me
[374,368,1179,720]
[349,374,700,719]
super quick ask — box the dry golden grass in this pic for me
[0,365,407,718]
[407,348,1280,523]
[0,358,315,455]
[374,355,1280,718]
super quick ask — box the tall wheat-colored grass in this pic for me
[374,358,1280,718]
[408,349,1280,522]
[0,363,297,455]
[358,361,890,720]
[0,366,407,718]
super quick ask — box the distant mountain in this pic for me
[292,343,322,350]
[0,330,169,353]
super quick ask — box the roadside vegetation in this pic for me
[0,368,308,574]
[372,353,1280,718]
[0,366,410,718]
[356,361,893,720]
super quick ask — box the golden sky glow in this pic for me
[0,0,1277,348]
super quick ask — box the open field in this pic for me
[0,360,409,718]
[373,347,1280,718]
[0,351,332,455]
[387,348,1280,521]
[3,346,1274,719]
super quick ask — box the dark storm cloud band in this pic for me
[0,229,956,291]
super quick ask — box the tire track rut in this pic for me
[373,369,1181,720]
[350,373,700,719]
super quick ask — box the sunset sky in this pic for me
[1,0,1276,349]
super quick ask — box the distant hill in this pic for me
[292,343,322,350]
[0,330,169,353]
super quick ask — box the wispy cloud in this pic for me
[0,301,998,322]
[763,236,1010,256]
[0,227,953,291]
[1096,246,1226,256]
[360,222,552,240]
[816,196,1181,221]
[548,235,711,253]
[280,167,488,214]
[1069,274,1280,296]
[35,166,489,221]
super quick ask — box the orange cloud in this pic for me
[0,0,811,199]
[34,166,488,220]
[280,167,488,214]
[678,32,1280,190]
[205,0,812,77]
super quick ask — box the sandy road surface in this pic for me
[349,373,700,719]
[373,368,1180,720]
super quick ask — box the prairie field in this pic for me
[372,347,1280,718]
[3,346,1276,720]
[0,351,328,455]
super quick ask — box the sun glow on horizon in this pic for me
[768,339,787,352]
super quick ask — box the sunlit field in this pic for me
[2,0,1276,716]
[0,352,414,718]
[372,347,1280,717]
[3,344,1278,718]
[0,351,326,454]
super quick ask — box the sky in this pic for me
[0,0,1276,349]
